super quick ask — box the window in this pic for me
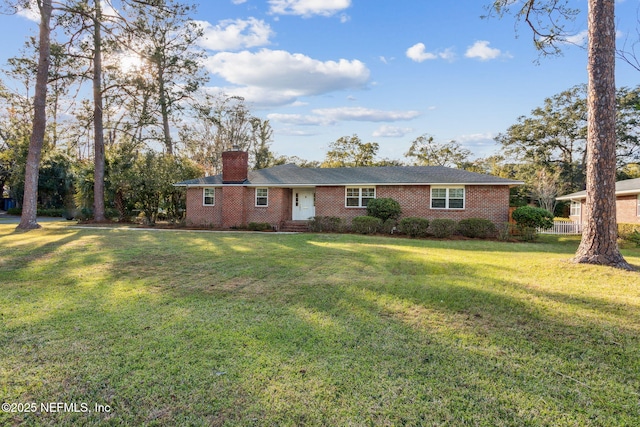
[637,195,640,216]
[571,201,581,217]
[256,188,268,206]
[203,188,215,206]
[345,187,375,208]
[431,187,465,209]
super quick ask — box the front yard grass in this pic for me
[1,222,639,426]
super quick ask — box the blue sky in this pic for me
[2,0,640,162]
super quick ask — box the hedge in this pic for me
[398,217,430,238]
[351,216,383,234]
[429,218,457,238]
[457,218,497,239]
[247,222,272,231]
[308,216,344,233]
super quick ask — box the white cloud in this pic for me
[268,113,329,126]
[16,6,39,22]
[196,18,273,51]
[268,0,351,17]
[465,40,504,61]
[406,43,437,62]
[232,0,247,4]
[313,107,420,122]
[563,30,588,46]
[268,107,420,126]
[406,43,455,62]
[372,126,414,138]
[204,49,369,106]
[456,132,496,143]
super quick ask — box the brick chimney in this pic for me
[222,147,248,183]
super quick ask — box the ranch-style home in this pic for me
[175,149,523,230]
[557,177,640,224]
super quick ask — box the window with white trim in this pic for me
[203,188,215,206]
[637,195,640,216]
[255,188,268,206]
[345,187,375,207]
[431,186,465,209]
[570,201,581,217]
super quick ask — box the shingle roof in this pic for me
[557,177,640,200]
[176,164,522,187]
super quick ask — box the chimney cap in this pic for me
[231,144,240,151]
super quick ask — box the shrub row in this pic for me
[308,216,344,233]
[247,222,272,231]
[351,216,383,234]
[348,215,498,239]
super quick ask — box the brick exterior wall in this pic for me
[245,187,292,225]
[315,185,511,225]
[569,195,639,224]
[185,187,223,227]
[186,184,512,228]
[616,195,639,223]
[221,187,246,228]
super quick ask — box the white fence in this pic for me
[538,221,583,235]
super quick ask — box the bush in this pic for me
[511,206,554,230]
[429,218,457,238]
[351,216,382,234]
[366,198,402,222]
[627,231,640,247]
[308,216,344,233]
[398,217,430,238]
[247,222,272,231]
[457,218,497,239]
[618,223,640,239]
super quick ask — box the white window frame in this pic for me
[637,195,640,217]
[345,187,376,208]
[571,200,581,218]
[203,188,215,206]
[255,188,268,207]
[430,186,465,210]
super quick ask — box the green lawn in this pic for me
[1,222,639,426]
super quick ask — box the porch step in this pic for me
[280,220,309,232]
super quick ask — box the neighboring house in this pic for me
[557,177,640,224]
[175,149,523,229]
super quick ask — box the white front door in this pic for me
[292,189,315,220]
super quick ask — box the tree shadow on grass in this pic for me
[2,229,639,426]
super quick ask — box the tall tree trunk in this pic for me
[573,0,631,269]
[17,0,53,230]
[93,0,106,222]
[158,70,173,155]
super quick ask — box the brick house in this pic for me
[557,177,640,224]
[175,149,522,230]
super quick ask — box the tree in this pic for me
[405,134,471,167]
[531,167,563,214]
[125,0,207,154]
[251,119,275,170]
[495,86,588,192]
[490,0,632,269]
[182,95,272,173]
[496,84,640,192]
[17,0,53,230]
[322,134,379,167]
